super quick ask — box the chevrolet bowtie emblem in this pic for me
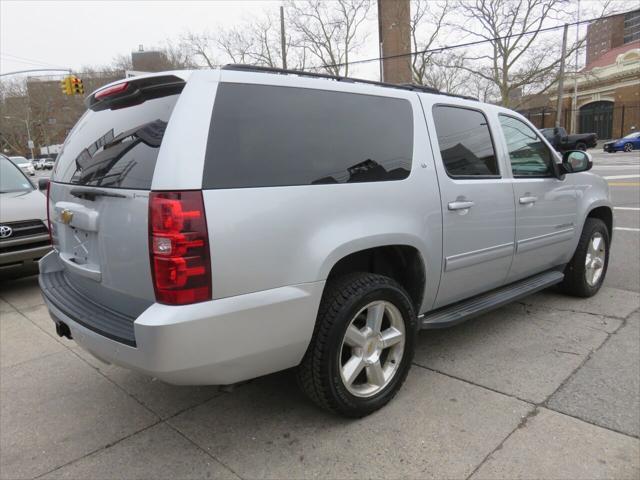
[60,209,74,225]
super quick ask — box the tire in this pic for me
[576,142,587,151]
[623,143,633,152]
[559,218,610,297]
[297,272,416,417]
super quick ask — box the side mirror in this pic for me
[38,178,50,191]
[561,150,592,174]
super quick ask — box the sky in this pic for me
[0,1,297,73]
[1,0,637,81]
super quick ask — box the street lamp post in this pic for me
[3,115,35,160]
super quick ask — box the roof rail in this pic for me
[221,64,477,101]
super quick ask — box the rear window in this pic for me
[202,83,413,189]
[52,93,180,189]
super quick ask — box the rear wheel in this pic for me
[297,273,416,417]
[576,142,587,151]
[623,142,633,152]
[559,218,609,297]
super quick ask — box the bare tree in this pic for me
[409,1,449,85]
[287,0,371,76]
[448,0,582,107]
[182,32,219,68]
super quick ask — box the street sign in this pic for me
[27,140,34,149]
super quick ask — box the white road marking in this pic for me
[614,207,640,211]
[603,174,640,180]
[614,227,640,232]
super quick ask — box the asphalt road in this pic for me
[590,150,640,292]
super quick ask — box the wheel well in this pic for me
[587,206,613,235]
[327,246,426,312]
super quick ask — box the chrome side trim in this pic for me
[445,242,514,272]
[517,227,575,254]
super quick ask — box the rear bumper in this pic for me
[39,252,324,385]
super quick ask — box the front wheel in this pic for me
[297,273,416,417]
[623,143,634,152]
[559,218,610,297]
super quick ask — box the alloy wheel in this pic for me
[338,300,405,398]
[585,232,606,287]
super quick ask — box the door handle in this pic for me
[448,200,475,211]
[519,195,538,205]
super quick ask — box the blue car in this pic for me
[603,132,640,152]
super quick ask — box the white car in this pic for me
[8,156,35,176]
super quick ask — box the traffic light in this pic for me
[70,76,84,95]
[60,76,72,96]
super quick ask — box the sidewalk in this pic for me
[1,275,638,479]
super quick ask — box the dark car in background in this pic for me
[603,132,640,152]
[540,127,598,152]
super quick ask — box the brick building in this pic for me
[519,16,639,140]
[586,9,640,65]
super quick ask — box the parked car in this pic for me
[540,127,598,152]
[39,67,612,417]
[44,158,55,169]
[8,155,35,176]
[603,131,640,152]
[0,154,51,277]
[33,158,44,170]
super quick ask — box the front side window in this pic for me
[432,105,499,177]
[203,83,413,189]
[499,115,553,177]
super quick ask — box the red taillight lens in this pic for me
[95,82,129,100]
[46,181,53,245]
[149,191,211,305]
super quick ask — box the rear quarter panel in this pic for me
[195,75,443,313]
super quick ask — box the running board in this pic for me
[420,270,564,329]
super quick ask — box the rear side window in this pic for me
[432,105,499,177]
[52,93,180,189]
[202,83,413,189]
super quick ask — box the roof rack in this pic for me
[221,64,476,101]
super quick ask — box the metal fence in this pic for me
[517,104,640,140]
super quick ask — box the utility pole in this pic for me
[555,23,569,130]
[570,0,581,134]
[280,6,287,69]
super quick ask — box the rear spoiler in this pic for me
[86,75,186,112]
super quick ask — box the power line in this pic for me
[304,11,623,72]
[1,52,67,70]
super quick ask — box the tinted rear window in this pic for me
[52,93,180,189]
[202,83,413,189]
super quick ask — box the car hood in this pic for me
[0,189,47,223]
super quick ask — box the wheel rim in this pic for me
[338,300,405,398]
[585,232,606,287]
[624,143,633,152]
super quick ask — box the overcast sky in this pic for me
[1,0,636,80]
[1,1,298,73]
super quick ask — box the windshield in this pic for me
[1,157,34,193]
[9,156,27,165]
[623,132,640,139]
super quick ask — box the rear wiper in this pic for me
[70,187,128,201]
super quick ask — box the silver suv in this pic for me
[39,66,612,417]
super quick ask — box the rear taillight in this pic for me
[46,181,53,245]
[149,191,211,305]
